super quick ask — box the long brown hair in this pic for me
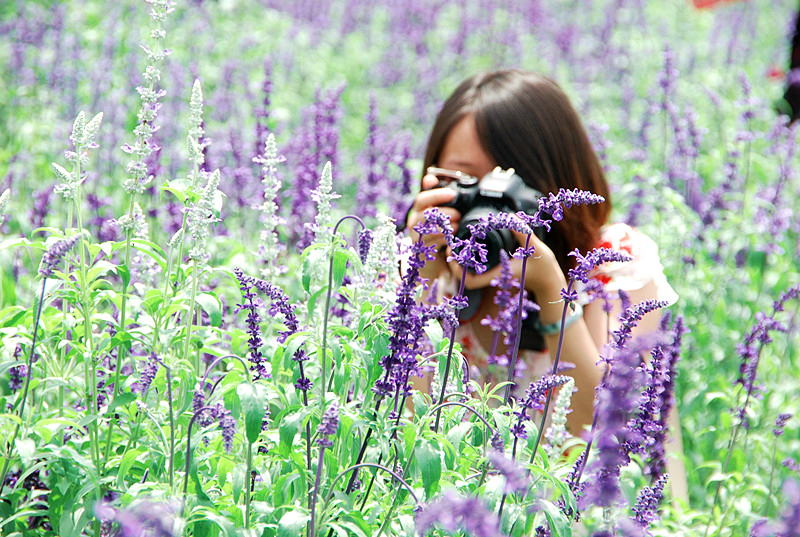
[423,69,611,276]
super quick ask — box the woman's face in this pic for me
[435,114,496,181]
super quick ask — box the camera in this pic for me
[431,166,545,271]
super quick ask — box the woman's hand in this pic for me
[407,173,462,250]
[448,222,566,300]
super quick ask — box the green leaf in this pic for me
[237,382,268,444]
[278,410,304,456]
[107,391,137,413]
[232,463,247,504]
[117,263,131,289]
[277,509,309,537]
[196,293,222,327]
[415,439,441,499]
[538,500,571,537]
[332,249,348,289]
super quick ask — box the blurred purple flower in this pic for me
[95,498,181,537]
[750,480,800,537]
[774,413,792,437]
[316,400,339,448]
[131,352,160,396]
[39,235,80,278]
[488,450,530,494]
[415,490,506,537]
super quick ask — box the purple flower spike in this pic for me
[357,228,373,264]
[568,247,633,284]
[39,235,80,278]
[631,473,668,529]
[750,479,800,537]
[95,498,182,537]
[415,490,505,537]
[131,352,160,396]
[612,300,669,348]
[774,413,792,437]
[316,401,339,448]
[488,450,531,494]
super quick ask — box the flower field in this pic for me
[1,0,799,535]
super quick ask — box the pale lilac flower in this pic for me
[95,498,181,537]
[316,401,339,448]
[488,450,531,494]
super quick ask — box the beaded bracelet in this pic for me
[534,303,584,336]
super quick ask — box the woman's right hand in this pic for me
[406,173,462,251]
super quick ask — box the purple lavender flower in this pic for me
[316,400,339,448]
[38,235,80,278]
[357,228,373,264]
[750,480,800,537]
[415,490,505,537]
[784,458,800,474]
[488,450,530,494]
[95,498,181,537]
[513,375,572,440]
[631,473,668,530]
[774,413,792,437]
[233,269,268,380]
[218,407,236,453]
[611,300,669,348]
[581,341,649,509]
[131,352,160,396]
[568,247,632,284]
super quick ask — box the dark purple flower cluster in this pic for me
[233,267,268,380]
[631,473,668,530]
[8,343,26,392]
[567,247,632,284]
[415,490,505,537]
[316,400,339,448]
[511,375,571,439]
[533,188,606,224]
[481,251,520,365]
[488,450,530,494]
[38,234,80,278]
[131,352,160,396]
[421,207,487,274]
[375,218,439,400]
[193,402,236,454]
[357,228,373,264]
[234,267,308,381]
[95,498,182,537]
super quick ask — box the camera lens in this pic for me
[456,207,518,271]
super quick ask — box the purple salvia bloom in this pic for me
[316,400,339,448]
[488,450,531,494]
[581,341,649,509]
[631,473,668,530]
[774,413,792,437]
[784,458,800,475]
[357,228,373,264]
[38,235,80,278]
[233,268,269,380]
[415,490,505,537]
[218,406,236,453]
[421,207,488,274]
[95,498,182,537]
[568,247,632,284]
[512,375,571,439]
[611,300,669,348]
[8,344,26,392]
[750,480,800,537]
[131,352,160,396]
[490,430,505,451]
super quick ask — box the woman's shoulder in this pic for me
[590,222,679,305]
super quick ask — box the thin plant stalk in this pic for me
[503,233,533,406]
[0,278,47,489]
[434,266,468,431]
[182,259,201,375]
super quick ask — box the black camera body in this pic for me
[441,167,545,271]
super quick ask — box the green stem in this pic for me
[183,259,201,376]
[0,278,47,489]
[245,441,253,528]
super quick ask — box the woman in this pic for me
[405,69,686,495]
